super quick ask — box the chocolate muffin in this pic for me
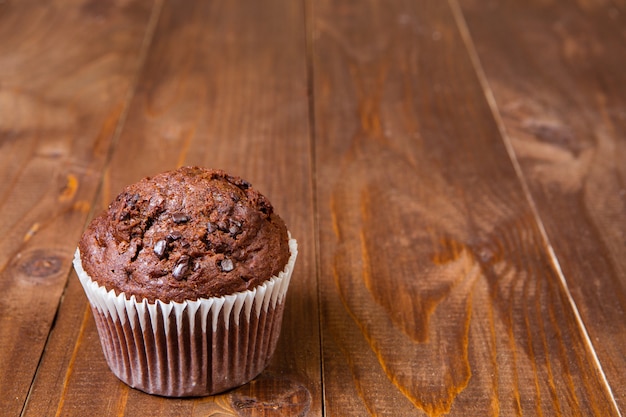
[79,166,291,302]
[73,167,297,397]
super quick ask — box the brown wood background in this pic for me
[0,0,624,416]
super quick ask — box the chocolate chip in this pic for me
[172,213,190,223]
[153,239,167,258]
[173,255,190,280]
[172,263,187,280]
[229,221,242,236]
[124,193,140,208]
[207,222,217,233]
[119,211,130,221]
[217,220,229,232]
[220,258,234,272]
[167,231,182,241]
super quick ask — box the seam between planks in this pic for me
[19,2,165,416]
[303,0,326,415]
[445,0,623,415]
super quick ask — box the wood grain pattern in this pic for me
[0,0,154,415]
[4,0,624,415]
[457,0,626,411]
[24,0,320,416]
[311,0,619,415]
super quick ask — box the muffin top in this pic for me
[78,167,291,303]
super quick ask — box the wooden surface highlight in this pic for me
[1,0,623,415]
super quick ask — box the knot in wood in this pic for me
[230,374,312,417]
[476,246,495,264]
[15,249,64,280]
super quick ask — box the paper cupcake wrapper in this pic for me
[73,237,297,397]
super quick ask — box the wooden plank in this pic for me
[0,1,155,415]
[311,0,620,415]
[456,0,626,411]
[24,0,320,415]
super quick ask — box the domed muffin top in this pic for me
[78,167,291,303]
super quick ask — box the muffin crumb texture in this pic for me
[79,167,290,303]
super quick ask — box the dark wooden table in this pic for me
[2,0,625,415]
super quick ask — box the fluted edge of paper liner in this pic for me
[73,236,297,397]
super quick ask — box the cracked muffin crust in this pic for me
[78,166,291,303]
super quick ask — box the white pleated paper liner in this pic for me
[73,237,297,397]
